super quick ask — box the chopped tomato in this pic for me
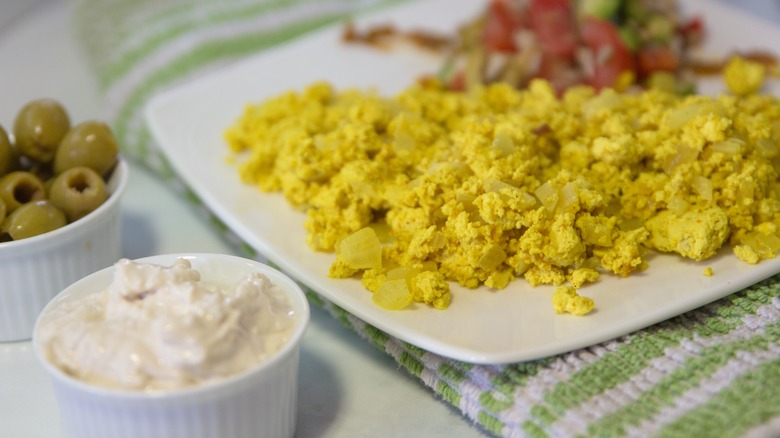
[580,17,635,89]
[679,15,705,46]
[529,0,578,57]
[483,0,523,53]
[536,53,583,94]
[449,70,466,91]
[637,46,679,77]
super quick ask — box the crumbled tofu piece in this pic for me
[552,286,595,316]
[724,56,766,96]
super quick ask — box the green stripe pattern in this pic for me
[71,0,780,436]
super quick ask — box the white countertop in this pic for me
[2,1,779,437]
[0,1,487,436]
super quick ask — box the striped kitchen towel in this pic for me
[72,0,780,436]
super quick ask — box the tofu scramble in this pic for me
[225,58,780,315]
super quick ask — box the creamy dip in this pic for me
[37,258,297,391]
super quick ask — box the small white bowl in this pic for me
[33,253,310,438]
[0,159,129,342]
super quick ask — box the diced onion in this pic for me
[560,183,578,211]
[710,138,744,155]
[691,175,713,201]
[663,143,699,173]
[534,181,558,212]
[756,138,778,158]
[667,194,689,215]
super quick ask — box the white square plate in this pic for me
[147,0,780,364]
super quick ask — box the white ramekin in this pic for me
[33,253,310,438]
[0,159,129,342]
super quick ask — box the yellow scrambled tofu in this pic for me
[552,286,595,316]
[724,56,766,96]
[226,75,780,314]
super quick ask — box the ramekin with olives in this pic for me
[0,98,128,342]
[0,98,119,242]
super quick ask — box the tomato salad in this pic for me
[443,0,704,94]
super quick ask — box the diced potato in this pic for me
[477,244,507,271]
[372,278,412,310]
[386,266,419,284]
[338,227,382,270]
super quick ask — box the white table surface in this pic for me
[1,1,779,437]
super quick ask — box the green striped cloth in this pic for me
[72,0,780,436]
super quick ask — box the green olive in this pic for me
[26,161,55,184]
[0,197,6,224]
[6,142,23,173]
[0,171,46,213]
[0,125,12,176]
[49,167,108,222]
[13,99,71,164]
[54,121,118,176]
[1,200,67,240]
